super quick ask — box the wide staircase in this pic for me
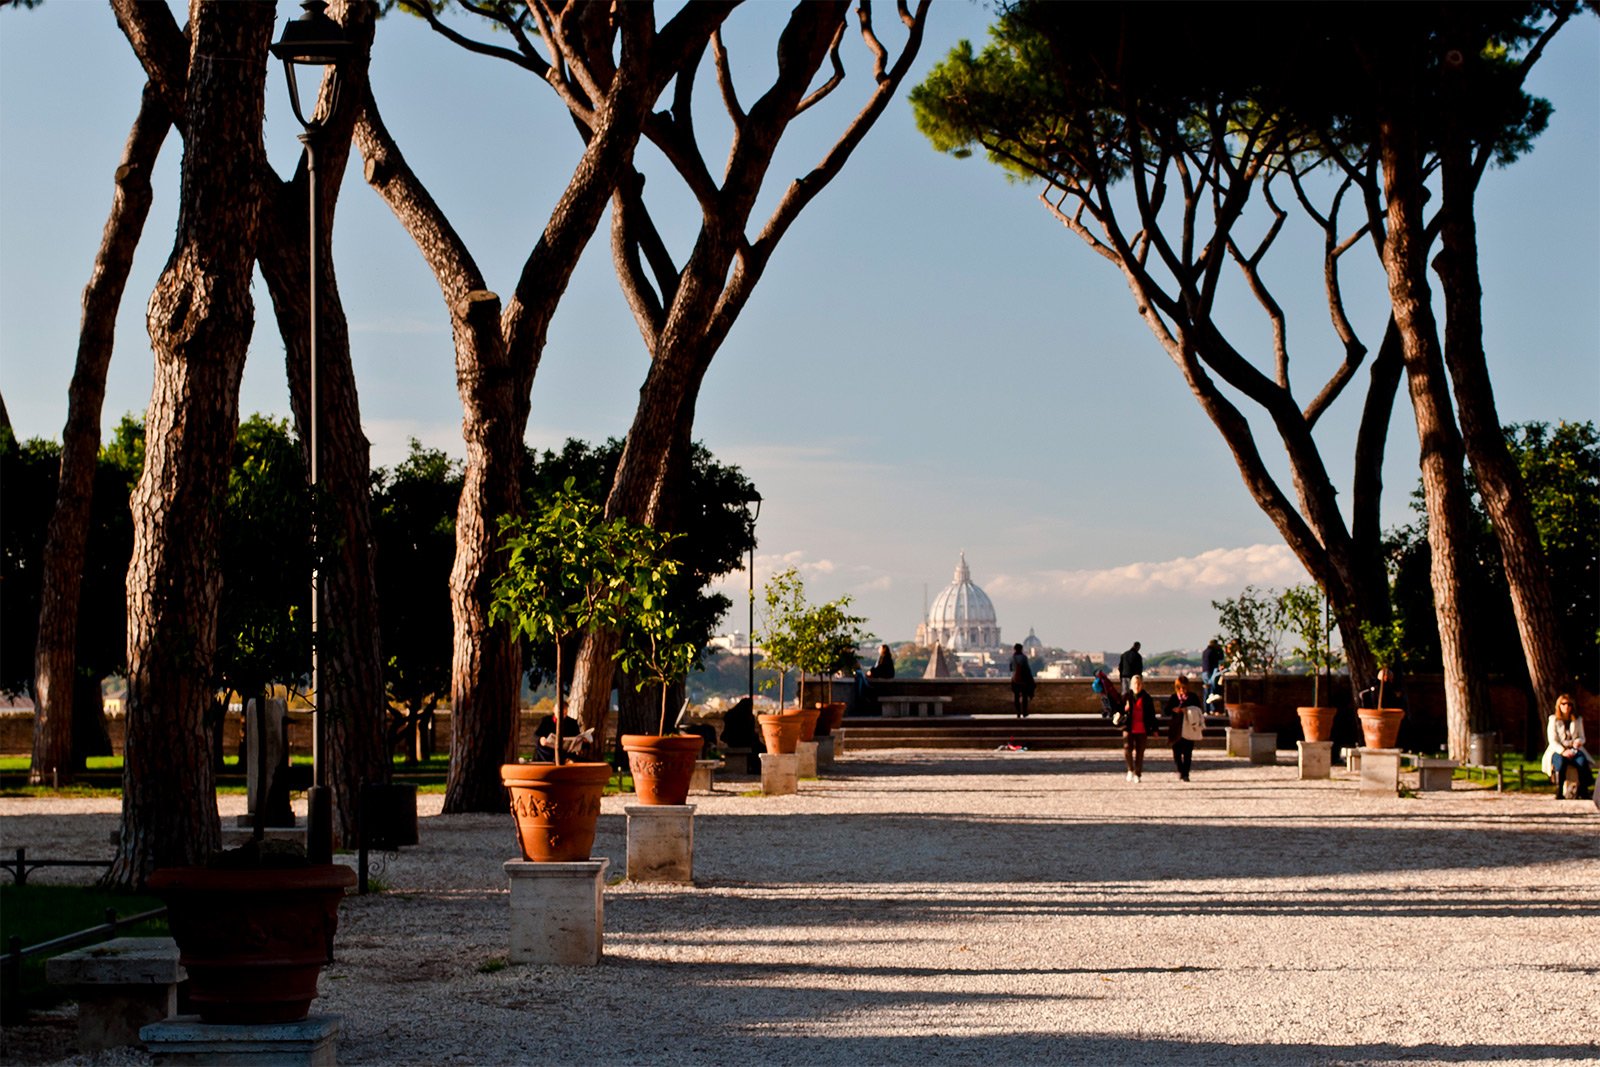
[834,712,1228,752]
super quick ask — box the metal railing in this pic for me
[1,847,113,886]
[0,902,167,1016]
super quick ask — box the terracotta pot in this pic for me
[814,702,847,736]
[620,733,704,806]
[501,761,611,862]
[757,712,802,754]
[794,705,822,742]
[1357,708,1405,750]
[1296,706,1337,744]
[148,863,356,1024]
[1226,702,1268,730]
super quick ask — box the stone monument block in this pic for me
[760,753,798,796]
[504,859,609,966]
[1297,740,1332,780]
[1249,731,1278,765]
[625,804,694,883]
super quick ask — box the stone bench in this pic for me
[46,936,185,1053]
[1412,756,1457,792]
[688,759,722,795]
[880,695,953,718]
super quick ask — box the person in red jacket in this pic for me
[1121,674,1159,783]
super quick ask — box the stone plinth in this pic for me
[1416,758,1456,792]
[760,753,798,796]
[1297,740,1332,780]
[1359,748,1402,796]
[796,740,819,778]
[140,1014,338,1067]
[46,937,185,1053]
[1225,727,1251,758]
[503,859,609,966]
[1249,731,1278,765]
[220,825,306,849]
[816,735,835,769]
[688,760,721,795]
[625,804,694,883]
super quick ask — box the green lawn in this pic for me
[0,884,167,1012]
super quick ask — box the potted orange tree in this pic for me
[1357,619,1406,749]
[1281,584,1342,743]
[1213,586,1287,731]
[490,479,675,861]
[755,568,806,753]
[618,596,706,806]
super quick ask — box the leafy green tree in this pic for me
[1212,586,1288,702]
[1279,584,1343,707]
[371,442,462,761]
[1388,421,1599,696]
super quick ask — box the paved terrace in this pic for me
[3,749,1597,1066]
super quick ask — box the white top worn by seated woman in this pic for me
[1540,707,1590,777]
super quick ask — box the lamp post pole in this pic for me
[271,0,349,865]
[743,492,762,714]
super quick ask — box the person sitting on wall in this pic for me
[868,644,896,679]
[720,697,759,752]
[533,713,583,762]
[1543,693,1594,801]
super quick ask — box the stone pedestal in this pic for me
[688,760,720,795]
[1417,758,1456,792]
[796,740,819,778]
[221,824,306,849]
[1225,727,1251,758]
[46,937,184,1053]
[1297,740,1332,780]
[1358,748,1402,796]
[503,859,609,966]
[1249,731,1278,765]
[816,735,835,769]
[760,753,798,796]
[140,1015,338,1066]
[625,804,694,883]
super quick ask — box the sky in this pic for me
[2,1,1597,657]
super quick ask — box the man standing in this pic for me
[1201,637,1224,710]
[1118,641,1143,685]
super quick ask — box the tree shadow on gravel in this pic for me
[682,812,1600,884]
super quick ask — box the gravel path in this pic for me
[4,749,1597,1066]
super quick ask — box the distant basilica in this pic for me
[915,552,1003,652]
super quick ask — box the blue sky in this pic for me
[3,1,1596,655]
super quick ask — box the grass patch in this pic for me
[477,955,509,974]
[0,884,167,1012]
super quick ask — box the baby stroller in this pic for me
[1092,670,1123,722]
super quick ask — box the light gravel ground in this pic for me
[3,749,1598,1066]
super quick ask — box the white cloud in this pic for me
[988,544,1308,601]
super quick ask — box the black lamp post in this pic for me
[741,491,762,715]
[271,0,351,865]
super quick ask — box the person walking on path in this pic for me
[1121,674,1158,782]
[1118,641,1143,686]
[1543,693,1594,800]
[1010,643,1036,718]
[1201,638,1224,711]
[1165,675,1203,782]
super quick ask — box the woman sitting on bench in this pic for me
[1543,694,1594,800]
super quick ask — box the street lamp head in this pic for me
[741,489,763,523]
[271,0,352,129]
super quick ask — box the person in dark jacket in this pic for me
[1121,674,1158,782]
[1009,643,1036,718]
[1165,675,1202,782]
[1201,638,1224,710]
[1118,641,1144,686]
[868,644,896,679]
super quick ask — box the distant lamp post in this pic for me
[271,0,351,865]
[740,491,762,714]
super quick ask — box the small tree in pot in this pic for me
[490,480,675,859]
[617,595,706,805]
[755,568,807,752]
[1356,618,1407,749]
[1280,584,1343,743]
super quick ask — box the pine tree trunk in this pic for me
[1378,118,1492,760]
[32,85,171,786]
[108,0,274,890]
[1434,139,1567,727]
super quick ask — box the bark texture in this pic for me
[109,0,274,889]
[1378,117,1492,759]
[32,84,170,786]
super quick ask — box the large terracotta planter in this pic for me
[1357,708,1405,750]
[757,712,802,754]
[1226,702,1268,730]
[148,863,356,1024]
[814,702,847,736]
[1296,706,1337,744]
[501,761,611,862]
[621,733,704,806]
